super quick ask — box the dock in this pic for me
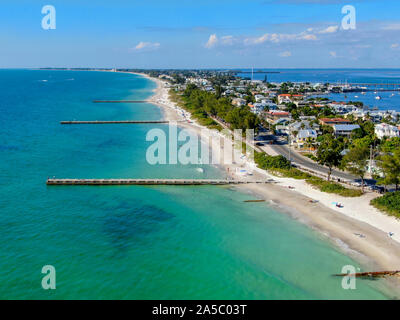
[93,100,150,103]
[46,179,273,186]
[60,120,177,125]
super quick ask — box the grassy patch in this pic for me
[303,153,317,161]
[192,111,222,130]
[271,168,312,179]
[306,177,363,197]
[371,191,400,218]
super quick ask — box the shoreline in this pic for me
[132,72,400,295]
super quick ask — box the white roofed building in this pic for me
[375,123,400,139]
[332,124,360,137]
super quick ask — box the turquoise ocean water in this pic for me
[0,69,393,299]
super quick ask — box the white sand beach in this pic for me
[134,73,400,286]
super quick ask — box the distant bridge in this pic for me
[347,83,400,87]
[232,71,280,74]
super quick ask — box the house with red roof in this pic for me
[277,94,304,104]
[265,110,290,121]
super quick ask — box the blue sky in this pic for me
[1,0,400,68]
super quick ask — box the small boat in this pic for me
[354,95,359,98]
[375,96,381,100]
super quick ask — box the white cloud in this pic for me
[319,25,339,34]
[133,41,160,51]
[391,43,399,49]
[329,51,337,58]
[205,34,218,48]
[253,34,271,44]
[301,34,317,40]
[279,51,292,57]
[244,30,317,45]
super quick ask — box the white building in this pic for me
[375,123,400,139]
[254,94,265,102]
[294,129,318,149]
[232,98,246,107]
[332,124,360,137]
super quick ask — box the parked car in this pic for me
[351,182,362,187]
[369,185,385,193]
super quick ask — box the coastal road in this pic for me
[213,119,360,183]
[255,132,358,182]
[268,143,357,181]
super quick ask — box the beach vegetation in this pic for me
[306,177,363,197]
[254,150,362,197]
[272,168,312,179]
[371,192,400,218]
[254,152,291,170]
[179,85,260,132]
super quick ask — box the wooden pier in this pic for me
[46,179,273,186]
[93,100,150,103]
[60,120,176,125]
